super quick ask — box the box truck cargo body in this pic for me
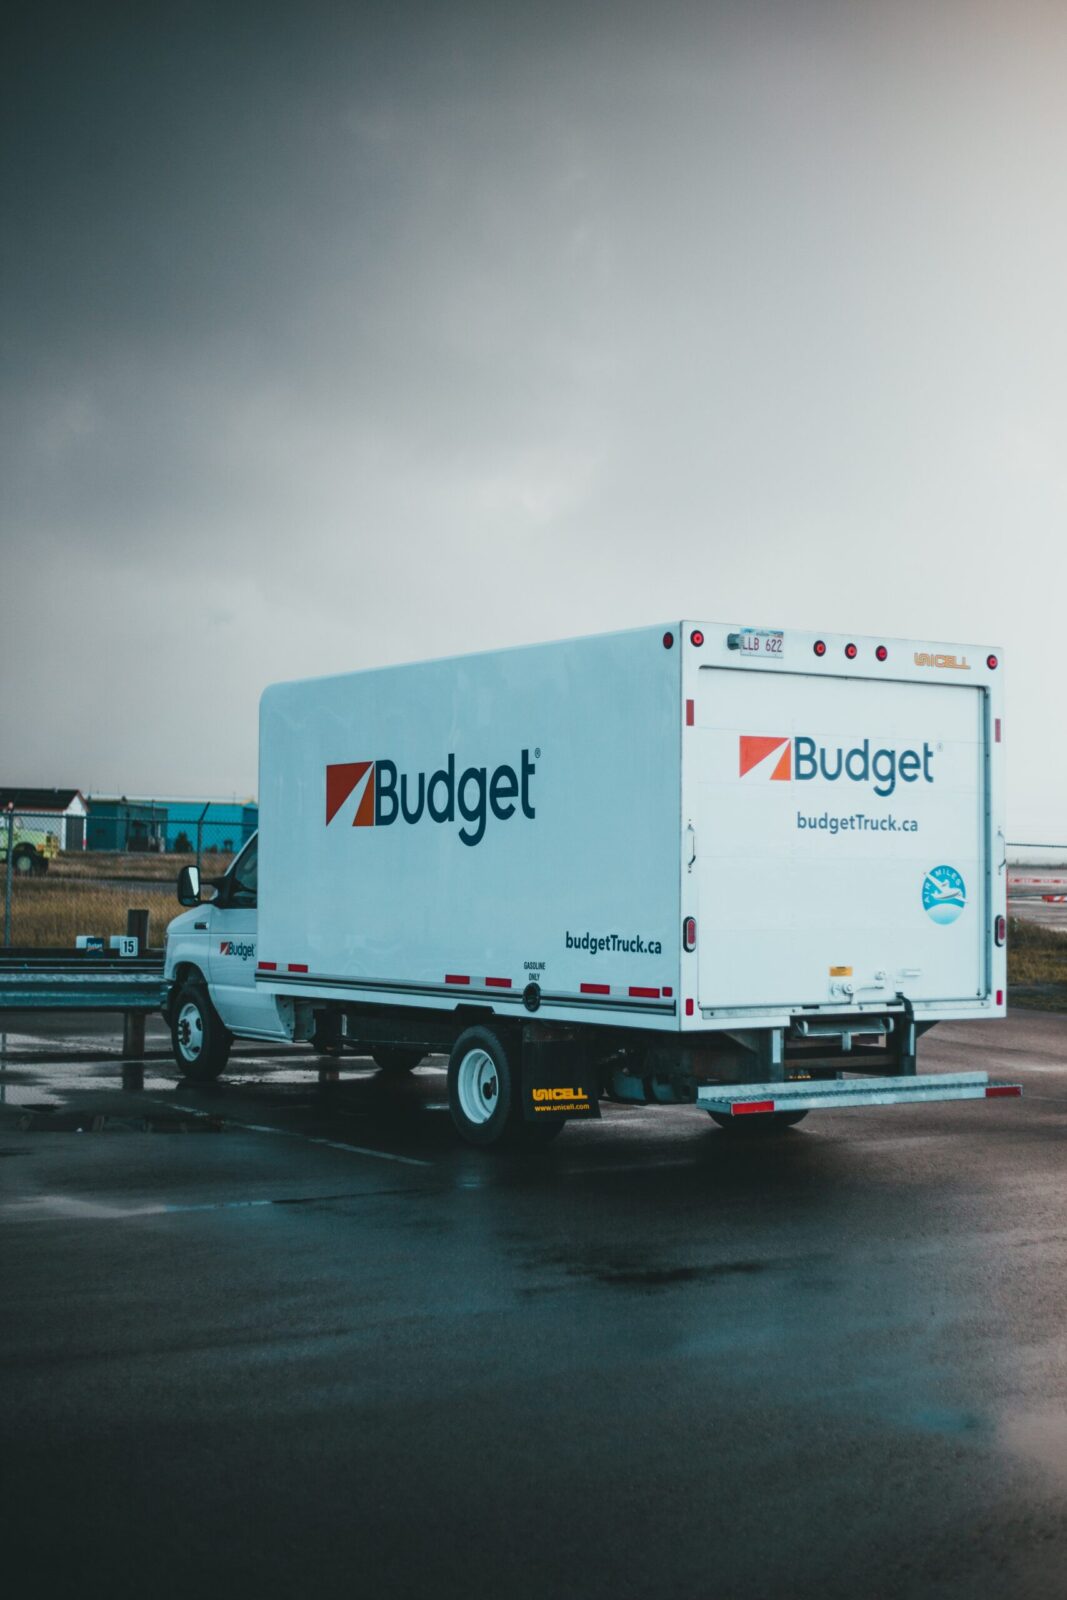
[163,623,1018,1144]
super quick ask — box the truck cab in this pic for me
[163,833,288,1076]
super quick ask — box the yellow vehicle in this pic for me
[0,818,59,876]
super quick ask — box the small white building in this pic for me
[0,788,89,850]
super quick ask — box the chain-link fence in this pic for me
[1,807,255,950]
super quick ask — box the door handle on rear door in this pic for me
[686,824,696,871]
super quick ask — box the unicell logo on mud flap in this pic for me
[739,733,935,799]
[219,940,256,960]
[325,750,537,847]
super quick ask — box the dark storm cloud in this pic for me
[2,1,1066,830]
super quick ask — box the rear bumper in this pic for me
[698,1071,1021,1116]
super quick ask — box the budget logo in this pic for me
[738,733,935,798]
[219,940,255,960]
[739,735,792,781]
[325,750,536,847]
[326,761,376,827]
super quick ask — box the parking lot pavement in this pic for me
[1,1011,1066,1600]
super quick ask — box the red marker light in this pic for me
[986,653,999,670]
[876,645,888,662]
[845,642,858,660]
[813,640,827,657]
[995,915,1006,947]
[662,631,674,649]
[690,629,704,648]
[683,916,697,952]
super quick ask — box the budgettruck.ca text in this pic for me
[565,931,664,955]
[797,812,919,835]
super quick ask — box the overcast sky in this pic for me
[2,0,1065,837]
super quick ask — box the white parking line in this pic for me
[148,1097,433,1168]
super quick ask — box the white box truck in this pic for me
[163,622,1019,1144]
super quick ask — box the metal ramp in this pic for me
[698,1071,1021,1117]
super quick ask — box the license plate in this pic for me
[738,628,784,659]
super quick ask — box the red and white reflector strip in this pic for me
[444,974,470,986]
[985,1085,1021,1098]
[734,1099,776,1116]
[485,976,512,988]
[628,986,660,999]
[288,962,308,973]
[580,982,610,995]
[257,961,277,971]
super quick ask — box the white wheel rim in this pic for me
[457,1047,499,1126]
[177,1001,204,1061]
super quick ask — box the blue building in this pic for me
[86,796,258,855]
[152,799,259,854]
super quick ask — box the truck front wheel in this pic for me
[171,978,232,1081]
[708,1110,808,1135]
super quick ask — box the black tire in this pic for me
[170,977,232,1081]
[709,1109,809,1135]
[12,846,36,876]
[371,1046,425,1074]
[445,1025,528,1147]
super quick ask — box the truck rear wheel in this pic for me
[709,1110,808,1135]
[171,978,232,1081]
[448,1028,568,1148]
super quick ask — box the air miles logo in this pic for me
[219,940,255,961]
[739,734,935,798]
[923,864,966,924]
[326,751,537,848]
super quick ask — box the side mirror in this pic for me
[177,864,201,906]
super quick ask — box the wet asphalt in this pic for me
[1,1010,1065,1600]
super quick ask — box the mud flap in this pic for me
[521,1032,601,1123]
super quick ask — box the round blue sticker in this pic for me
[923,864,966,925]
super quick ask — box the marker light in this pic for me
[845,643,858,660]
[683,916,697,952]
[662,631,674,649]
[875,645,888,662]
[813,640,827,657]
[987,653,999,670]
[995,915,1006,947]
[690,630,704,648]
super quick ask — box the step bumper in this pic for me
[697,1071,1022,1116]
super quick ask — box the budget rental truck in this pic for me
[163,622,1019,1144]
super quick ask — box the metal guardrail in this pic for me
[0,952,165,1012]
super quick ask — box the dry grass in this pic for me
[1007,918,1067,1010]
[4,879,180,948]
[51,850,235,881]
